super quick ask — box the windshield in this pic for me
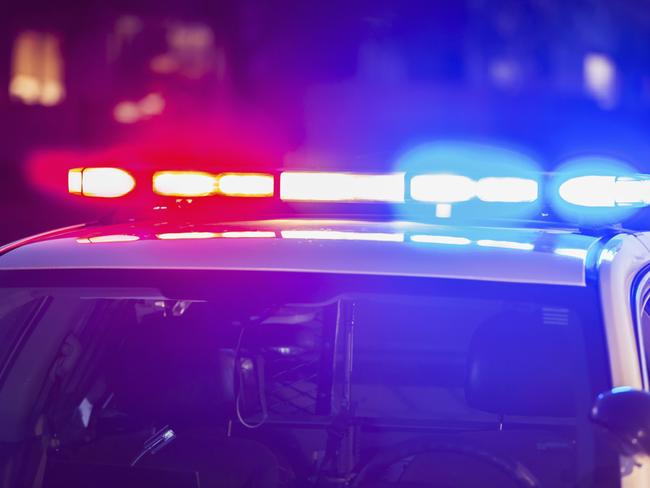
[0,270,615,488]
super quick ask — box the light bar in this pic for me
[559,175,650,207]
[68,167,136,198]
[153,171,219,197]
[153,171,274,197]
[280,172,405,202]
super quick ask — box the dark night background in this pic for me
[2,0,650,244]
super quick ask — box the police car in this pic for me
[2,164,650,488]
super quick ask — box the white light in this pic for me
[476,239,534,251]
[280,230,404,242]
[559,176,616,207]
[476,177,538,202]
[77,168,136,198]
[153,171,218,197]
[218,173,274,197]
[559,175,650,207]
[410,234,471,246]
[554,248,588,259]
[410,174,476,203]
[615,178,650,205]
[280,172,405,202]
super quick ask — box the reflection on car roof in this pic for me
[0,219,600,286]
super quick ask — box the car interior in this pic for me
[0,277,620,488]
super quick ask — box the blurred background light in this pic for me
[584,53,617,109]
[9,31,64,106]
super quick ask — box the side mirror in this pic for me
[591,387,650,457]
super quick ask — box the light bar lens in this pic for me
[152,171,274,197]
[218,173,274,197]
[476,177,538,203]
[280,172,405,202]
[410,174,476,203]
[559,175,650,207]
[68,167,136,198]
[153,171,219,197]
[68,168,82,194]
[411,175,538,204]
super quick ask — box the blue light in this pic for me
[559,175,650,207]
[395,140,542,221]
[410,174,476,203]
[549,156,641,224]
[476,177,538,203]
[410,174,538,204]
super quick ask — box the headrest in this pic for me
[110,309,235,425]
[465,309,577,417]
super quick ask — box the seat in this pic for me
[74,306,279,488]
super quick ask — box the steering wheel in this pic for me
[349,438,541,488]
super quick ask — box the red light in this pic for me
[68,167,136,198]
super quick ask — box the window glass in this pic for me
[0,270,616,488]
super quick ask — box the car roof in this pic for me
[0,219,599,286]
[0,218,605,286]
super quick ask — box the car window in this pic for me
[0,290,47,370]
[0,270,617,488]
